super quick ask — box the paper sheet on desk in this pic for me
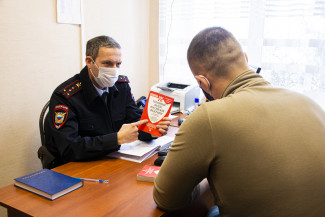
[169,114,178,119]
[107,136,174,163]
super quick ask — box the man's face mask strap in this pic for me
[198,75,214,101]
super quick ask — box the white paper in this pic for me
[57,0,81,24]
[110,148,159,163]
[169,114,178,119]
[107,136,174,163]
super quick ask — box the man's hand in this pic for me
[156,117,172,136]
[117,120,148,145]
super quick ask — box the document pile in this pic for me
[107,136,174,163]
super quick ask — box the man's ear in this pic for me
[85,56,93,68]
[194,75,210,91]
[244,52,248,63]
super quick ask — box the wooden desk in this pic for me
[170,113,187,127]
[0,117,214,217]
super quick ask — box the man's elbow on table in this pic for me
[153,186,173,211]
[153,182,200,211]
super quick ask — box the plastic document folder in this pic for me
[107,136,174,163]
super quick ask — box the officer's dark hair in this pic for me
[187,27,245,77]
[86,36,121,61]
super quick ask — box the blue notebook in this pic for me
[14,169,83,200]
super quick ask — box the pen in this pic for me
[76,178,109,184]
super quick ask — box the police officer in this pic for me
[44,35,170,167]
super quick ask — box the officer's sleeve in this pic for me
[45,93,119,163]
[123,83,153,141]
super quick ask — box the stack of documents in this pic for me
[107,136,174,163]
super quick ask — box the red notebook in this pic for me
[136,165,160,182]
[138,91,174,137]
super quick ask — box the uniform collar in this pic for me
[94,85,108,96]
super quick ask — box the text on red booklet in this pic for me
[138,91,174,137]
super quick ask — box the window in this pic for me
[159,0,325,109]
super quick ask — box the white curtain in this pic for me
[159,0,325,109]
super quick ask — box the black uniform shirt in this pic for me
[44,66,151,166]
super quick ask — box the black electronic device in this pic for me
[158,148,169,156]
[249,64,262,74]
[135,96,147,108]
[154,156,166,166]
[178,118,185,126]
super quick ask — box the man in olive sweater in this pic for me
[153,27,325,217]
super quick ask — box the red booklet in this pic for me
[136,165,160,182]
[138,91,174,137]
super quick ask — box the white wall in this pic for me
[0,0,81,184]
[0,0,158,216]
[83,0,153,98]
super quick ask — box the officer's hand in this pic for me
[156,117,172,136]
[117,120,148,145]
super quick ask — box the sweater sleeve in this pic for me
[153,104,214,211]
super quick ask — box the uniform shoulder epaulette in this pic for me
[117,75,129,83]
[59,80,82,99]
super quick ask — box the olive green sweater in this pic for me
[154,70,325,217]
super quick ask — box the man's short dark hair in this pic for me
[86,36,121,61]
[187,27,245,77]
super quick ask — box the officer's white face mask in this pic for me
[90,59,119,88]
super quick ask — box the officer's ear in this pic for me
[85,56,94,68]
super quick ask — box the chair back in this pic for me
[39,100,49,146]
[37,100,56,169]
